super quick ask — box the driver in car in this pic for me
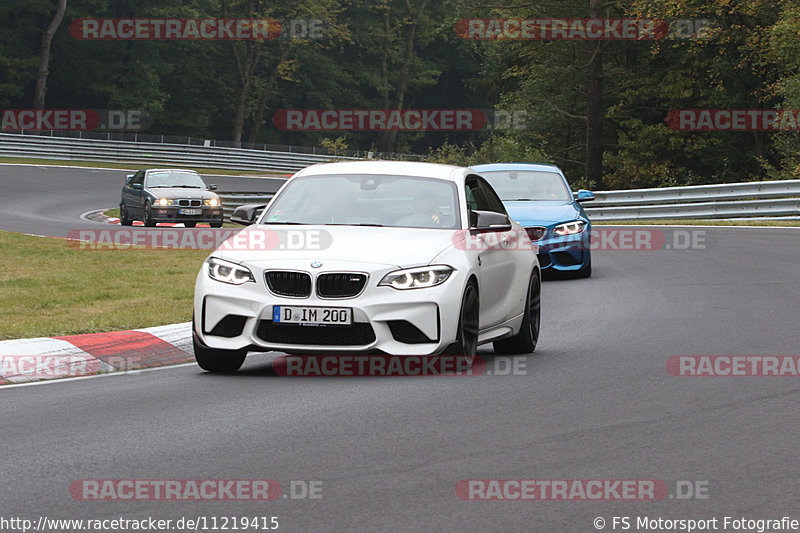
[396,190,442,227]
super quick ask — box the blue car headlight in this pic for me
[553,220,586,236]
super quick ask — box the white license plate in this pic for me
[180,208,202,215]
[273,306,352,325]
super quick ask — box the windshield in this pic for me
[480,170,572,202]
[145,171,206,188]
[260,174,461,229]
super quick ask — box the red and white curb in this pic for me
[0,322,193,385]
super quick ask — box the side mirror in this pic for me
[575,189,595,202]
[208,184,218,191]
[470,210,513,232]
[131,183,143,190]
[230,203,268,226]
[125,174,134,185]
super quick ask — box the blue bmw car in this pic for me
[472,163,595,278]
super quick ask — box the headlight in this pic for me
[207,257,255,285]
[156,198,174,206]
[379,265,453,290]
[204,198,220,206]
[553,220,586,236]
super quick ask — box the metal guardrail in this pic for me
[3,132,796,220]
[217,179,800,222]
[218,192,278,220]
[8,130,426,161]
[585,180,800,220]
[0,132,357,172]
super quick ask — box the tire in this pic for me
[143,202,156,227]
[443,281,479,366]
[575,252,592,278]
[119,204,133,226]
[184,221,197,228]
[193,332,247,373]
[494,270,540,354]
[210,220,223,228]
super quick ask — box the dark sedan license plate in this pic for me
[180,208,202,215]
[273,306,352,325]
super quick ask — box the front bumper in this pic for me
[533,230,591,272]
[193,260,467,356]
[151,206,223,223]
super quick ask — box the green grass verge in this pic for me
[0,230,209,340]
[595,219,800,227]
[0,156,287,176]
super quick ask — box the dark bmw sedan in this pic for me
[120,169,223,227]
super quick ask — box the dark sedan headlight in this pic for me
[156,198,175,206]
[207,257,255,285]
[553,220,586,236]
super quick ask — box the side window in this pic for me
[476,177,507,214]
[131,171,144,186]
[465,177,490,211]
[466,185,479,210]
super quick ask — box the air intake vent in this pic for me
[208,315,247,338]
[257,321,375,346]
[387,320,436,344]
[525,226,547,241]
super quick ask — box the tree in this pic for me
[33,0,67,109]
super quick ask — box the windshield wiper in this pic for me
[149,185,203,188]
[323,223,384,227]
[263,221,306,225]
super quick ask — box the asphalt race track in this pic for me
[0,164,284,237]
[2,164,800,532]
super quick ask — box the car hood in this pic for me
[504,201,582,227]
[215,225,463,269]
[146,187,216,199]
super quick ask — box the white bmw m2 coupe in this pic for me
[193,161,540,372]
